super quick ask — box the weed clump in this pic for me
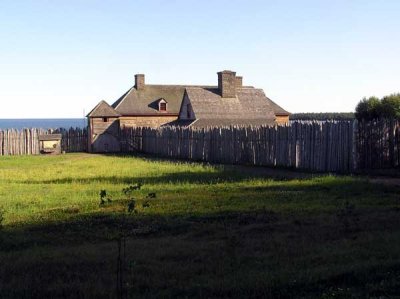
[99,189,112,207]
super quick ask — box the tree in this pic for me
[380,93,400,119]
[355,96,381,120]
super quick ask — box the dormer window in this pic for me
[158,98,167,112]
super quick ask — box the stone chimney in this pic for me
[235,76,243,89]
[218,70,236,98]
[135,74,145,90]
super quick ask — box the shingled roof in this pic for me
[89,72,289,123]
[87,100,120,117]
[112,85,188,115]
[181,87,279,127]
[267,98,290,116]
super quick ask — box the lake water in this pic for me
[0,119,87,130]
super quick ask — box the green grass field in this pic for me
[1,153,400,298]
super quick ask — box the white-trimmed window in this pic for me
[158,99,167,112]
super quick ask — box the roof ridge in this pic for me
[146,84,217,88]
[186,86,254,89]
[114,87,134,110]
[87,100,120,117]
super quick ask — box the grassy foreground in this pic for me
[0,153,400,298]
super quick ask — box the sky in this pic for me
[0,0,399,118]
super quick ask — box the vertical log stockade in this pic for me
[120,121,356,173]
[1,120,400,173]
[0,128,87,156]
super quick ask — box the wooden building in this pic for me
[39,134,62,154]
[87,70,290,152]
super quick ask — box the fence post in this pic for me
[351,120,358,172]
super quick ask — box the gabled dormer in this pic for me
[87,100,120,118]
[178,91,196,120]
[158,98,168,112]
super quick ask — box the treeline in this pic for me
[290,113,355,120]
[355,93,400,120]
[292,92,400,121]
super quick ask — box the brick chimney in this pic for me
[135,74,145,90]
[218,70,236,98]
[235,76,243,89]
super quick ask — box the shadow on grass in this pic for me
[2,185,400,299]
[2,198,400,299]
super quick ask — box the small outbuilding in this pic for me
[39,134,62,154]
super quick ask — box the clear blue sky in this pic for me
[0,0,399,118]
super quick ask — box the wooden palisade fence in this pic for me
[120,120,400,173]
[0,128,87,156]
[356,119,400,170]
[121,121,357,173]
[2,120,400,173]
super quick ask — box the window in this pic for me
[160,102,167,111]
[158,99,168,112]
[102,117,108,122]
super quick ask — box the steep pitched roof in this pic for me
[87,100,120,117]
[267,98,290,116]
[105,76,289,119]
[112,85,188,115]
[183,87,277,127]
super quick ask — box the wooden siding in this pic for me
[119,116,178,128]
[275,115,289,125]
[92,133,120,153]
[91,117,120,136]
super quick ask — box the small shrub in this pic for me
[123,184,143,213]
[122,184,142,197]
[146,193,156,199]
[99,189,107,206]
[99,190,112,207]
[127,200,136,213]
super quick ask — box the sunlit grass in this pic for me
[1,153,390,226]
